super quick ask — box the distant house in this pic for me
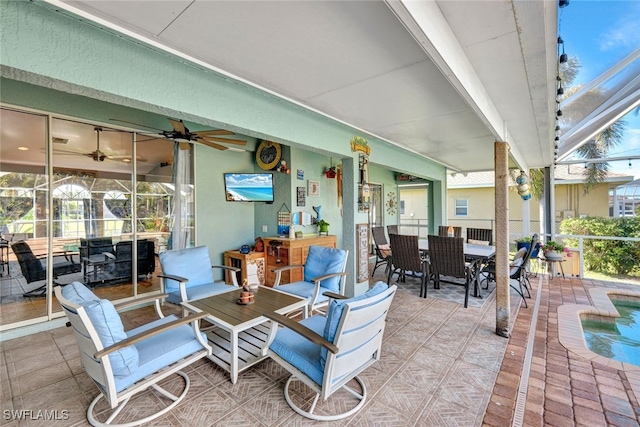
[445,165,633,232]
[611,178,640,217]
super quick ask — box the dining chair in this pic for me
[427,234,479,308]
[480,234,538,308]
[438,225,462,238]
[387,225,399,235]
[387,234,429,297]
[371,226,392,277]
[466,227,493,245]
[265,282,397,420]
[56,282,212,426]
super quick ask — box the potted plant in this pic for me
[317,219,330,234]
[540,240,571,260]
[515,236,540,258]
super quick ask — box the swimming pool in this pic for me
[582,299,640,365]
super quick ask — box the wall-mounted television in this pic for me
[224,173,274,202]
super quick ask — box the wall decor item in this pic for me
[297,187,306,207]
[356,223,369,282]
[256,140,282,170]
[277,203,291,235]
[358,153,370,212]
[307,180,320,197]
[297,169,304,180]
[350,136,371,155]
[386,192,397,215]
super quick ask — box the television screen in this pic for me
[224,173,274,202]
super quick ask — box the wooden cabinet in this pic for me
[263,235,337,286]
[223,250,265,286]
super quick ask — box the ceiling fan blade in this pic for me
[109,155,149,162]
[193,129,235,137]
[167,118,187,134]
[199,136,247,146]
[197,140,229,150]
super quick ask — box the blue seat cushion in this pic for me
[303,246,346,293]
[82,299,139,378]
[61,281,99,303]
[320,281,389,368]
[159,246,214,293]
[165,282,234,304]
[270,315,327,386]
[277,281,330,305]
[114,315,207,392]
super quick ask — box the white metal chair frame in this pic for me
[55,286,212,427]
[264,285,397,421]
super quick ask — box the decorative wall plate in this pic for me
[256,140,282,170]
[386,192,397,215]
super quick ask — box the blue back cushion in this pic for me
[304,246,346,293]
[83,299,139,378]
[320,281,388,368]
[61,281,100,303]
[61,282,139,377]
[159,246,213,292]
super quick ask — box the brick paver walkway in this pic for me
[483,274,640,426]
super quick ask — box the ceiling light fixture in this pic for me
[17,146,29,151]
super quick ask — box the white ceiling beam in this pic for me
[384,0,528,170]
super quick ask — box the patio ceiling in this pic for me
[52,0,558,174]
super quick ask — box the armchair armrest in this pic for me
[212,264,241,287]
[322,291,349,300]
[158,273,188,283]
[263,311,339,354]
[113,293,169,311]
[94,312,209,359]
[272,264,305,287]
[310,271,346,284]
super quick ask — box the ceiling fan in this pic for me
[54,127,147,163]
[112,117,247,151]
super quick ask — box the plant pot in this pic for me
[516,241,540,258]
[319,225,329,233]
[544,250,563,261]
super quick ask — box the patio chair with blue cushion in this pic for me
[55,282,212,426]
[265,281,397,420]
[272,245,348,318]
[158,246,241,305]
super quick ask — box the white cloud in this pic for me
[599,11,640,51]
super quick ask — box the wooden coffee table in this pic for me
[181,286,306,383]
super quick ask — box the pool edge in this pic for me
[557,288,640,404]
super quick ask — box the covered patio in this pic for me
[3,269,639,426]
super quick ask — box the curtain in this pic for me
[170,142,193,250]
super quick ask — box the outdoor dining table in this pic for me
[418,239,496,260]
[418,239,496,297]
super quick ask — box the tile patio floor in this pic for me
[1,268,640,426]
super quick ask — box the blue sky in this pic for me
[561,0,640,178]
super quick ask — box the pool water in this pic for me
[582,300,640,365]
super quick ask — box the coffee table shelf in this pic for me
[181,286,306,383]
